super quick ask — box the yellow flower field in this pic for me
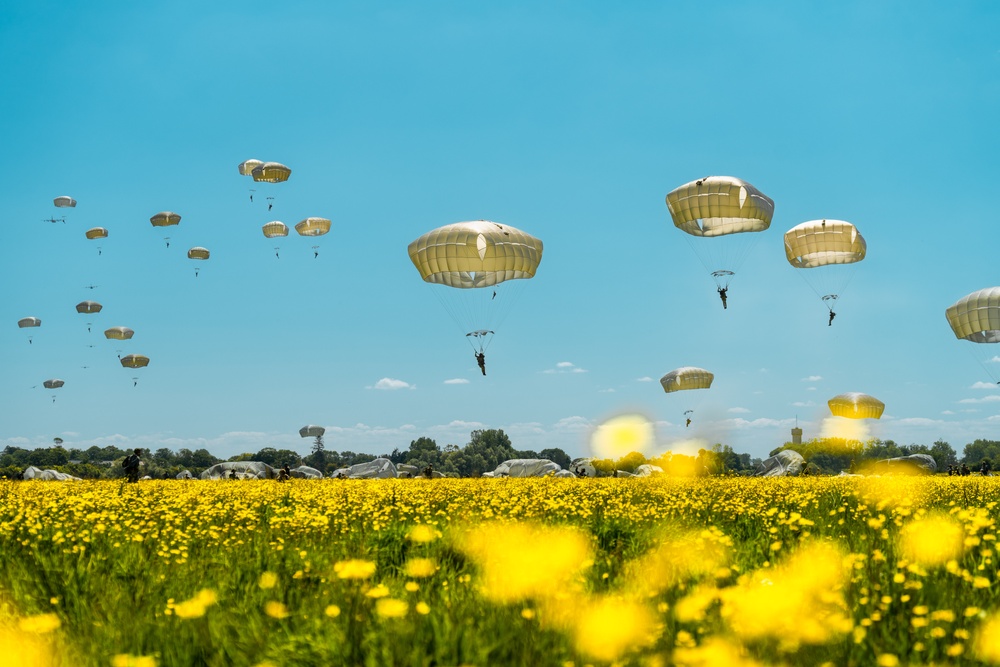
[2,476,1000,666]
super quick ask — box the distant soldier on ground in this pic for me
[423,465,434,479]
[122,448,142,483]
[981,460,992,476]
[278,465,291,481]
[961,463,971,476]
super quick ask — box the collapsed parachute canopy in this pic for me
[295,217,331,237]
[75,301,102,314]
[43,379,64,389]
[53,196,76,208]
[408,220,544,289]
[238,159,264,176]
[784,220,867,268]
[946,287,1000,343]
[120,354,149,369]
[85,227,109,240]
[828,392,884,420]
[660,366,715,393]
[262,221,289,238]
[251,162,291,183]
[18,317,41,328]
[104,326,134,340]
[666,176,773,238]
[299,425,325,438]
[150,211,181,227]
[187,247,210,260]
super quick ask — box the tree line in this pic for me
[3,431,997,479]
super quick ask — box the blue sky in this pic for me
[2,1,999,460]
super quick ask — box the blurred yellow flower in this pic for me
[673,637,766,667]
[111,656,158,667]
[590,414,654,459]
[459,522,592,603]
[407,525,439,543]
[899,515,965,567]
[17,614,60,634]
[366,584,390,599]
[571,596,655,663]
[404,582,420,592]
[324,605,340,618]
[403,557,437,578]
[258,572,278,589]
[375,599,408,618]
[975,612,1000,662]
[173,589,218,620]
[334,559,376,580]
[415,602,430,615]
[264,601,289,619]
[876,655,899,667]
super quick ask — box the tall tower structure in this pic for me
[791,416,802,445]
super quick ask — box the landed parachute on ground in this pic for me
[53,196,76,208]
[946,287,1000,382]
[201,461,276,480]
[408,220,543,354]
[784,220,866,319]
[666,176,773,293]
[828,392,884,419]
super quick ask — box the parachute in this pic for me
[827,392,884,420]
[946,287,1000,381]
[408,220,543,354]
[263,221,288,258]
[18,317,40,343]
[299,425,325,438]
[75,301,102,314]
[784,220,866,317]
[104,326,134,340]
[150,211,181,227]
[187,247,210,277]
[666,176,774,291]
[42,378,64,403]
[295,218,331,258]
[251,162,291,183]
[660,367,714,393]
[53,196,76,208]
[238,159,264,176]
[85,227,108,240]
[120,354,149,368]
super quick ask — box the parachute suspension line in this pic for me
[963,344,1000,384]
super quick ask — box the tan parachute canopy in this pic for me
[53,196,76,208]
[666,176,773,238]
[43,379,65,389]
[784,220,867,268]
[408,220,544,288]
[120,354,150,369]
[660,367,714,393]
[238,159,264,176]
[187,247,210,260]
[946,287,1000,343]
[75,301,102,314]
[85,227,109,240]
[104,326,134,340]
[263,221,289,238]
[150,211,181,227]
[828,392,884,419]
[252,162,291,183]
[18,317,41,328]
[300,425,326,438]
[295,218,331,237]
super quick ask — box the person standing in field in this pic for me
[122,448,142,483]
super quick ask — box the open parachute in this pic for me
[946,287,1000,382]
[407,220,543,353]
[784,219,866,318]
[666,176,773,292]
[828,392,884,420]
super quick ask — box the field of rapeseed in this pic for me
[3,477,1000,666]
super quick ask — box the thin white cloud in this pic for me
[959,395,1000,404]
[802,375,823,382]
[370,378,414,390]
[941,410,955,415]
[554,416,591,432]
[636,377,654,382]
[971,381,999,390]
[543,361,587,374]
[728,407,750,414]
[792,401,816,408]
[806,387,817,391]
[722,417,796,429]
[893,417,944,427]
[443,378,469,385]
[599,388,616,393]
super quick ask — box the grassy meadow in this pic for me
[3,476,1000,666]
